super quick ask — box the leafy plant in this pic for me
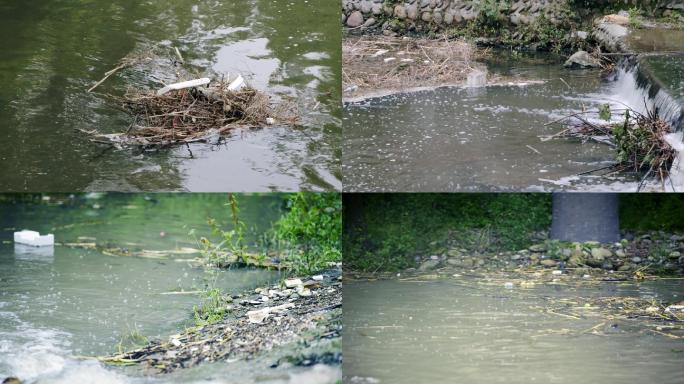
[193,287,227,327]
[274,193,342,274]
[193,193,248,267]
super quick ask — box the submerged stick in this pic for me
[88,63,129,93]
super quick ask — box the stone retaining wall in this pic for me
[342,0,684,30]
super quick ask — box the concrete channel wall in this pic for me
[342,0,684,30]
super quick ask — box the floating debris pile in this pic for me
[343,35,482,99]
[545,105,676,189]
[94,267,342,373]
[84,47,298,147]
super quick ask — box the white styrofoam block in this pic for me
[228,75,245,91]
[157,78,211,96]
[14,230,54,247]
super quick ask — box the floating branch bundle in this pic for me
[545,104,676,187]
[85,48,298,147]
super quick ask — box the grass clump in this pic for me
[273,193,342,275]
[193,287,228,327]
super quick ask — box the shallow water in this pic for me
[0,195,340,383]
[0,0,341,192]
[343,278,684,384]
[342,53,681,192]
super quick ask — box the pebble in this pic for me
[551,270,563,275]
[284,278,303,288]
[504,282,515,289]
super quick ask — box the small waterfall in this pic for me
[610,57,684,131]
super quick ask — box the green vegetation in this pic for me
[446,11,582,53]
[346,194,684,272]
[273,193,342,275]
[193,193,251,267]
[344,194,553,271]
[620,195,684,231]
[193,287,228,327]
[116,327,149,354]
[196,193,342,275]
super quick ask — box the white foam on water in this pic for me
[664,132,684,191]
[286,365,342,384]
[34,361,128,384]
[0,324,71,380]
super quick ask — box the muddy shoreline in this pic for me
[95,267,342,374]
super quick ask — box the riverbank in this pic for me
[346,230,684,277]
[94,267,342,375]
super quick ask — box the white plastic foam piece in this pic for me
[156,78,211,96]
[14,230,54,247]
[228,75,245,91]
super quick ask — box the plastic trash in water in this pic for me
[467,69,487,88]
[14,230,54,247]
[157,78,211,96]
[227,75,245,91]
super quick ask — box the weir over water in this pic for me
[343,53,684,192]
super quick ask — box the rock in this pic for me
[631,256,642,263]
[669,251,681,259]
[601,261,614,270]
[363,17,377,27]
[447,249,462,257]
[296,286,312,297]
[572,31,589,40]
[602,14,630,25]
[418,259,440,271]
[2,378,22,384]
[615,250,626,258]
[421,12,432,22]
[312,275,324,281]
[284,278,303,288]
[564,51,600,69]
[592,22,629,52]
[552,270,563,275]
[591,247,612,260]
[568,254,585,267]
[504,282,515,289]
[541,259,557,267]
[394,5,407,19]
[529,244,546,252]
[346,11,364,27]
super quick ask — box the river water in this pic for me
[344,277,684,384]
[0,195,339,383]
[0,0,341,192]
[343,53,684,192]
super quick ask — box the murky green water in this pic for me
[343,278,684,384]
[342,53,682,192]
[0,0,341,192]
[0,195,340,383]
